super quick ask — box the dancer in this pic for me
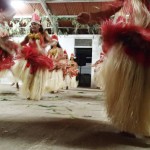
[0,0,17,78]
[68,54,78,88]
[12,11,51,85]
[92,52,105,89]
[14,11,53,100]
[46,34,65,93]
[62,50,70,90]
[101,0,150,138]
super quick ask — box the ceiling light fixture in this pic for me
[11,0,25,9]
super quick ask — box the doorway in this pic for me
[75,48,92,87]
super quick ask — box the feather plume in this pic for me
[101,20,150,66]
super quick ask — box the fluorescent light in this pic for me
[11,0,25,9]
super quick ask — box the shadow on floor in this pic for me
[0,118,149,149]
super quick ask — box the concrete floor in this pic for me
[0,85,149,150]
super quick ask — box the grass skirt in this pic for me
[63,74,71,89]
[94,63,104,89]
[21,68,47,100]
[11,59,27,81]
[0,70,8,78]
[102,43,150,136]
[70,76,78,88]
[46,69,64,92]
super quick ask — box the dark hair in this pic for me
[66,55,68,59]
[39,25,44,34]
[30,24,44,34]
[70,57,74,61]
[51,42,62,48]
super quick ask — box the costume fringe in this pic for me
[102,43,150,136]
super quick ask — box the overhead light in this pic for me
[11,0,25,9]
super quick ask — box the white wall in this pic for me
[58,35,75,58]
